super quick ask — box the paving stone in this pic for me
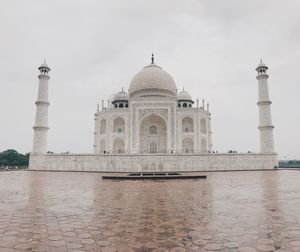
[80,238,95,244]
[257,239,274,245]
[204,243,222,250]
[14,242,33,250]
[101,248,117,252]
[0,170,298,251]
[170,247,186,252]
[193,239,208,246]
[66,242,84,249]
[63,231,76,237]
[48,240,66,247]
[0,248,14,252]
[118,247,134,252]
[78,233,91,238]
[257,244,275,251]
[239,247,257,252]
[291,241,300,246]
[223,241,239,248]
[48,235,64,241]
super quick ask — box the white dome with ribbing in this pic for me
[129,62,177,98]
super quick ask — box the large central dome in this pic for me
[129,62,177,98]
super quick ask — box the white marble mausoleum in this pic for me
[94,55,211,155]
[29,56,278,171]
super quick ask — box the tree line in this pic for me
[0,149,29,166]
[279,160,300,168]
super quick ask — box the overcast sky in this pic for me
[0,0,299,159]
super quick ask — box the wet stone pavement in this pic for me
[0,170,300,252]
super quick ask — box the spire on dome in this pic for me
[151,53,154,64]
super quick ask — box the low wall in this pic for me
[29,153,278,172]
[0,166,28,171]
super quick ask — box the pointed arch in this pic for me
[139,114,167,153]
[182,116,193,133]
[182,138,193,153]
[201,118,207,133]
[100,139,106,153]
[113,138,125,153]
[201,139,207,152]
[113,117,125,133]
[100,119,106,134]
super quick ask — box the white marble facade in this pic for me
[93,57,212,155]
[30,57,278,171]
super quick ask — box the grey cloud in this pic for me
[0,0,299,159]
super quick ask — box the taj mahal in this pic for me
[94,55,211,155]
[29,55,278,171]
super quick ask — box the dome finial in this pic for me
[151,53,154,64]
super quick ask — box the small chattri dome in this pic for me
[113,89,128,102]
[38,60,51,72]
[177,89,192,101]
[256,59,268,70]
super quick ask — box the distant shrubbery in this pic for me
[279,160,300,168]
[0,149,29,166]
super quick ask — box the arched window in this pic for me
[113,117,125,133]
[114,104,117,108]
[150,125,157,134]
[182,117,193,133]
[125,104,128,108]
[189,104,192,107]
[100,119,106,134]
[183,103,187,107]
[139,114,167,153]
[182,138,193,153]
[113,138,125,153]
[201,139,207,152]
[150,142,157,153]
[178,103,181,107]
[100,139,106,153]
[119,103,124,108]
[201,119,207,133]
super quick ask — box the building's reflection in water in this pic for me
[0,170,300,251]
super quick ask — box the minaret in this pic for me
[32,61,51,153]
[256,60,275,153]
[207,104,213,152]
[93,105,98,153]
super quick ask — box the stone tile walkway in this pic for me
[0,170,299,251]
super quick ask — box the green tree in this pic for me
[0,149,29,166]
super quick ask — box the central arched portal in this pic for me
[139,114,167,153]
